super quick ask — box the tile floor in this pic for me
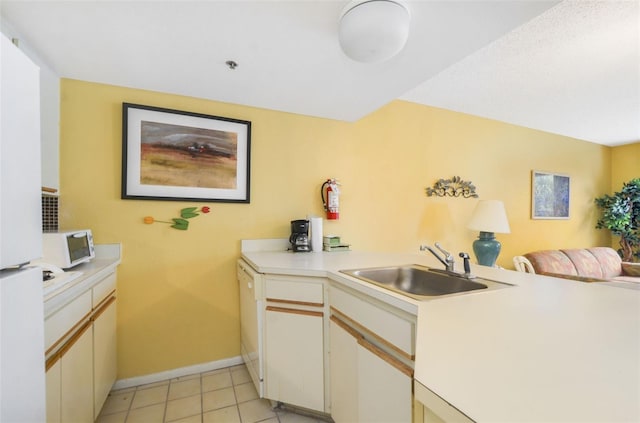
[97,364,328,423]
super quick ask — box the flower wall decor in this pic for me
[144,206,210,230]
[426,176,478,198]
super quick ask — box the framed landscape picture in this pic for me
[122,103,251,203]
[531,170,570,219]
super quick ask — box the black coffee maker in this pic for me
[289,219,311,252]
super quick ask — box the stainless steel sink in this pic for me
[340,265,505,299]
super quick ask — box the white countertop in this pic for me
[241,242,640,422]
[42,243,121,317]
[243,249,437,314]
[415,271,640,422]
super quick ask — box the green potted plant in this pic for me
[595,178,640,262]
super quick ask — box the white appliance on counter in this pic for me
[0,33,46,421]
[237,259,264,397]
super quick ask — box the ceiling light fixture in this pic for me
[338,0,410,63]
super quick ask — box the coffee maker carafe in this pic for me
[289,219,311,252]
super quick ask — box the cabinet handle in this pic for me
[330,315,363,341]
[266,298,323,308]
[58,320,92,358]
[357,337,414,378]
[92,295,116,321]
[331,306,415,362]
[266,306,323,318]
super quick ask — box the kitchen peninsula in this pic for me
[241,239,640,422]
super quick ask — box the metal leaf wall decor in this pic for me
[426,176,478,198]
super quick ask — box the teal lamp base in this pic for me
[472,231,501,267]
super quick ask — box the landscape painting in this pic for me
[140,120,237,189]
[531,170,570,219]
[122,103,251,203]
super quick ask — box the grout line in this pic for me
[199,373,204,423]
[162,378,170,423]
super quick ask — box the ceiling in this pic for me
[1,0,638,146]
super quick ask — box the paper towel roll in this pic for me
[310,216,323,252]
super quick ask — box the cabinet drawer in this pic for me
[264,275,324,305]
[92,272,116,307]
[330,284,415,357]
[45,290,92,351]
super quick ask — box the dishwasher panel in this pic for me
[237,259,264,397]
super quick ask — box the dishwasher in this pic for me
[237,259,264,397]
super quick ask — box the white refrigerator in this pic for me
[0,33,47,422]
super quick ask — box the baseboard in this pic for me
[112,355,244,390]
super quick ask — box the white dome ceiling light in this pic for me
[338,0,411,63]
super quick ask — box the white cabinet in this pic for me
[60,322,94,423]
[358,338,412,422]
[415,381,473,423]
[329,282,415,423]
[45,360,61,423]
[329,316,359,423]
[93,295,117,419]
[45,271,117,422]
[263,275,327,413]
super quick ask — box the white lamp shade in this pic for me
[339,0,410,63]
[467,200,511,234]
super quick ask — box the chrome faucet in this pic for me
[420,242,455,272]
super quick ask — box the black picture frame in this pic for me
[122,103,251,203]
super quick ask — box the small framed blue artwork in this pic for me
[531,170,570,219]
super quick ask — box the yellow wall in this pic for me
[60,79,613,379]
[611,142,640,189]
[607,142,640,250]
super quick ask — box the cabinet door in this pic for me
[329,317,359,423]
[46,359,61,423]
[264,307,324,412]
[60,322,94,423]
[93,297,117,419]
[357,338,412,423]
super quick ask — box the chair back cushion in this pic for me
[524,250,577,275]
[560,249,605,278]
[587,247,623,278]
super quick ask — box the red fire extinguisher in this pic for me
[321,179,340,220]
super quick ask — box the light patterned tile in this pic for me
[169,413,203,423]
[137,379,171,390]
[203,405,241,423]
[169,378,202,400]
[228,364,247,372]
[126,403,165,423]
[277,410,324,423]
[131,385,169,409]
[165,394,202,422]
[203,367,231,377]
[100,390,133,415]
[172,372,201,382]
[203,387,236,412]
[237,399,276,423]
[95,410,127,423]
[109,386,136,395]
[230,367,251,386]
[233,382,258,403]
[203,371,233,392]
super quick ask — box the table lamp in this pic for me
[467,200,511,267]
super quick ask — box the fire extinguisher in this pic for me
[321,179,340,220]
